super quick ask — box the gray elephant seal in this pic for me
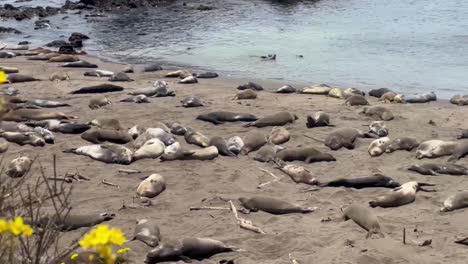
[48,55,79,63]
[328,88,344,99]
[415,140,457,159]
[385,137,419,153]
[0,66,19,74]
[134,138,166,160]
[343,88,365,98]
[342,204,384,238]
[24,100,70,108]
[226,136,244,155]
[197,111,257,125]
[319,174,400,189]
[276,147,336,163]
[184,128,210,148]
[299,84,332,95]
[33,212,115,231]
[49,71,70,82]
[458,129,468,139]
[89,117,124,130]
[1,132,45,146]
[27,120,90,134]
[404,92,437,103]
[408,163,467,176]
[244,111,297,128]
[166,122,187,136]
[450,95,468,106]
[194,72,218,78]
[129,81,174,97]
[233,89,257,100]
[275,85,296,93]
[120,94,150,103]
[254,143,283,163]
[241,130,267,154]
[361,106,394,121]
[165,70,192,78]
[179,75,198,84]
[7,74,40,83]
[6,156,32,178]
[61,60,98,68]
[368,121,388,137]
[239,196,317,214]
[134,128,175,148]
[181,96,204,107]
[160,146,219,161]
[275,162,318,185]
[306,111,331,128]
[268,126,290,145]
[88,96,111,109]
[143,64,163,72]
[449,139,468,161]
[369,88,393,98]
[131,219,161,247]
[345,95,369,106]
[70,84,124,94]
[81,128,132,144]
[33,127,55,144]
[237,82,263,91]
[109,72,133,82]
[137,174,166,198]
[209,136,236,156]
[323,128,372,150]
[84,69,114,77]
[369,181,435,208]
[368,137,391,157]
[63,143,133,165]
[440,191,468,212]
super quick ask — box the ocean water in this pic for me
[2,0,468,98]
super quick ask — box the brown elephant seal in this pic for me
[109,72,134,82]
[226,136,244,155]
[361,106,394,121]
[165,70,192,78]
[415,140,457,159]
[133,138,166,160]
[145,238,240,263]
[408,163,467,176]
[70,84,124,94]
[134,128,175,147]
[61,60,98,68]
[241,130,267,154]
[209,136,236,156]
[184,128,209,148]
[167,122,187,136]
[6,156,32,178]
[49,71,70,82]
[88,96,111,109]
[89,117,124,130]
[233,89,257,100]
[197,111,257,125]
[131,219,161,247]
[275,85,296,93]
[275,162,318,185]
[322,127,372,150]
[27,53,59,61]
[239,196,317,214]
[244,111,297,128]
[345,95,369,106]
[369,181,435,208]
[268,126,290,145]
[0,66,19,74]
[254,143,284,163]
[381,92,404,103]
[160,146,218,161]
[276,147,336,163]
[48,55,79,63]
[385,137,419,153]
[299,84,332,94]
[181,96,204,107]
[137,174,166,198]
[328,88,344,99]
[63,143,133,164]
[179,75,198,84]
[81,128,132,144]
[0,138,9,153]
[369,88,393,98]
[1,132,45,147]
[450,95,468,106]
[7,74,40,83]
[84,69,114,77]
[33,212,115,231]
[343,87,365,98]
[319,174,400,189]
[458,129,468,139]
[448,139,468,161]
[24,100,70,108]
[440,191,468,212]
[3,109,75,122]
[368,137,391,157]
[342,204,384,238]
[306,111,332,128]
[368,121,388,137]
[237,81,263,91]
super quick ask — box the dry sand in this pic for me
[1,54,468,264]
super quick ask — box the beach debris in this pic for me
[257,167,283,189]
[102,179,120,188]
[189,206,230,211]
[118,168,141,174]
[229,200,265,234]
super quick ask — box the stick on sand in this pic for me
[257,167,283,189]
[189,206,230,211]
[229,200,265,234]
[102,179,120,188]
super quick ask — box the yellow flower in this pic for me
[0,71,6,84]
[117,247,130,254]
[79,225,128,264]
[70,253,79,260]
[108,229,125,246]
[0,219,8,234]
[7,217,33,237]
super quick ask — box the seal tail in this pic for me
[303,134,324,144]
[62,148,77,154]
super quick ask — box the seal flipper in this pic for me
[62,148,77,154]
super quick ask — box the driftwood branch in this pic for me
[229,200,265,234]
[101,179,120,188]
[118,169,141,174]
[257,167,283,189]
[189,206,230,211]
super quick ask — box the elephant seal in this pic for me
[368,121,388,137]
[88,96,111,109]
[415,140,457,159]
[440,191,468,212]
[239,196,317,214]
[361,106,394,121]
[6,156,32,178]
[49,72,70,82]
[276,147,336,163]
[448,139,468,161]
[165,70,192,78]
[275,85,296,93]
[71,84,124,94]
[368,137,391,157]
[33,127,55,144]
[128,125,142,139]
[458,129,468,139]
[197,111,257,125]
[128,81,174,97]
[4,109,75,122]
[28,120,91,134]
[385,137,419,153]
[61,60,98,68]
[299,84,332,95]
[184,128,210,148]
[244,111,297,128]
[237,82,263,91]
[109,72,133,82]
[84,70,114,77]
[134,138,166,160]
[48,55,79,63]
[226,136,244,155]
[319,174,400,189]
[145,237,239,263]
[241,130,267,154]
[0,138,9,153]
[33,212,115,231]
[137,174,166,198]
[181,96,203,107]
[194,72,218,78]
[0,66,19,74]
[179,75,198,84]
[63,143,133,164]
[404,92,437,103]
[345,95,369,106]
[143,64,163,72]
[381,92,404,103]
[89,118,124,131]
[369,181,435,208]
[275,162,318,185]
[254,143,283,163]
[369,88,393,98]
[408,163,467,176]
[27,53,59,61]
[160,146,219,161]
[134,128,175,148]
[268,126,290,145]
[24,100,70,108]
[209,136,236,156]
[342,204,384,238]
[328,88,344,99]
[323,128,371,150]
[7,74,40,83]
[131,219,161,247]
[167,122,187,136]
[343,88,365,99]
[233,89,257,100]
[450,95,468,106]
[81,128,132,144]
[1,132,45,146]
[120,94,150,103]
[306,111,331,128]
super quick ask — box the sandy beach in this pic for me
[1,53,468,264]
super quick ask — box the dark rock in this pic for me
[46,40,69,47]
[196,4,214,11]
[58,44,76,54]
[70,32,90,40]
[0,26,22,34]
[0,4,60,20]
[34,18,50,30]
[18,41,30,45]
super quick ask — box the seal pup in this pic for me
[3,109,75,122]
[181,96,204,107]
[226,136,244,155]
[128,125,142,139]
[306,111,332,128]
[184,128,210,148]
[343,88,365,98]
[194,72,218,78]
[7,74,40,83]
[49,71,70,82]
[415,140,457,159]
[137,174,166,198]
[133,138,166,160]
[241,130,267,154]
[1,132,45,146]
[89,117,124,130]
[368,137,391,157]
[233,89,257,100]
[368,121,388,137]
[120,94,150,103]
[319,174,400,189]
[197,111,257,125]
[164,122,185,136]
[299,84,332,95]
[33,127,55,144]
[239,196,317,214]
[143,64,163,72]
[109,72,133,82]
[440,191,468,212]
[244,111,297,128]
[33,212,115,231]
[0,138,9,153]
[369,88,393,98]
[131,219,161,247]
[63,143,133,165]
[458,129,468,139]
[254,143,283,163]
[27,53,59,61]
[276,147,336,163]
[450,95,468,106]
[328,88,344,99]
[48,55,79,63]
[369,181,435,208]
[70,84,124,94]
[408,163,467,176]
[84,70,114,77]
[128,81,174,97]
[380,92,404,103]
[237,82,263,91]
[209,136,236,156]
[360,106,394,121]
[6,156,32,178]
[385,137,419,153]
[160,146,219,161]
[342,204,384,238]
[322,127,373,150]
[134,128,176,148]
[268,126,290,145]
[448,139,468,161]
[165,70,192,78]
[345,95,369,106]
[275,85,296,93]
[24,99,70,108]
[404,92,437,103]
[179,75,198,84]
[88,96,111,109]
[28,120,91,134]
[81,128,132,144]
[275,162,318,185]
[0,66,19,74]
[61,60,98,68]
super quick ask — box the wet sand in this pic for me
[1,54,468,263]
